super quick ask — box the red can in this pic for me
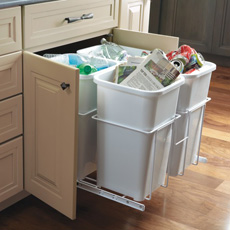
[166,45,196,65]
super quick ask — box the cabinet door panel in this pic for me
[0,137,23,202]
[23,51,79,220]
[119,0,151,32]
[158,0,216,53]
[0,7,22,56]
[0,52,22,100]
[212,0,230,56]
[0,95,23,143]
[119,0,143,31]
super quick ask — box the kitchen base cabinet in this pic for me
[23,27,178,219]
[0,0,181,220]
[0,6,23,207]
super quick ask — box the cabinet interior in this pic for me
[36,35,106,56]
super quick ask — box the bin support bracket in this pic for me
[177,97,211,175]
[77,180,145,211]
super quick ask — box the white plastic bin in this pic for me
[177,61,216,112]
[94,68,184,131]
[168,62,216,177]
[95,116,173,201]
[78,59,117,114]
[77,109,97,180]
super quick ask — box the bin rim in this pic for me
[94,74,185,97]
[181,61,216,79]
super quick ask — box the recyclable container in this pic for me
[94,68,184,131]
[77,60,117,179]
[94,115,173,201]
[177,62,216,112]
[78,59,117,114]
[93,66,184,201]
[77,109,97,180]
[169,62,216,176]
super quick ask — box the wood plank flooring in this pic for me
[0,65,229,230]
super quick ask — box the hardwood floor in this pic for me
[0,65,229,230]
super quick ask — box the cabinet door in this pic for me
[0,52,22,101]
[153,0,216,53]
[23,51,79,220]
[0,137,23,202]
[0,95,22,143]
[0,7,22,56]
[212,0,230,56]
[119,0,144,32]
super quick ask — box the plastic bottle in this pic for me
[77,63,97,75]
[44,53,86,66]
[88,56,109,71]
[100,38,128,61]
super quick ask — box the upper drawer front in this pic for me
[0,7,22,56]
[0,52,22,101]
[23,0,119,50]
[0,95,22,144]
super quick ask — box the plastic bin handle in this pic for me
[65,13,94,23]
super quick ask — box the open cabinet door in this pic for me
[23,51,79,220]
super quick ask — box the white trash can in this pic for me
[177,62,216,112]
[77,60,117,179]
[169,62,216,176]
[93,67,184,200]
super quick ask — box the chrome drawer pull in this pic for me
[65,13,94,23]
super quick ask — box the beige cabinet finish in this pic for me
[0,52,22,101]
[113,28,178,53]
[0,8,23,205]
[23,51,79,220]
[23,0,119,52]
[0,7,22,56]
[0,136,23,202]
[119,0,151,32]
[0,95,22,144]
